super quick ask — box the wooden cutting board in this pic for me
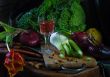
[24,63,102,77]
[41,44,97,69]
[42,52,97,69]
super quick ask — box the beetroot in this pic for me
[19,30,41,47]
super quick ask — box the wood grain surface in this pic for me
[25,64,102,77]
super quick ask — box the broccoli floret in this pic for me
[16,12,32,29]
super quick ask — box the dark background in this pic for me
[0,0,43,23]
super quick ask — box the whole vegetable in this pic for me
[19,30,41,47]
[86,28,102,46]
[17,0,86,33]
[70,31,99,55]
[70,31,110,60]
[68,39,83,58]
[50,32,83,58]
[70,32,90,49]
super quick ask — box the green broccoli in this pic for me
[17,0,86,33]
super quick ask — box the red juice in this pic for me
[40,20,54,35]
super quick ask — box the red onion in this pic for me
[19,30,41,47]
[70,32,90,50]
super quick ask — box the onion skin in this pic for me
[70,32,89,47]
[19,30,41,47]
[70,32,91,54]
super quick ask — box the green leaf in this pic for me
[0,21,24,44]
[0,31,8,41]
[6,34,13,46]
[0,32,13,45]
[0,21,16,33]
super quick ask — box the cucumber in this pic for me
[66,41,74,56]
[62,40,74,56]
[69,39,83,58]
[62,43,69,56]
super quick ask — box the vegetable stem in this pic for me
[6,43,10,52]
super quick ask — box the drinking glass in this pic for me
[38,16,55,53]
